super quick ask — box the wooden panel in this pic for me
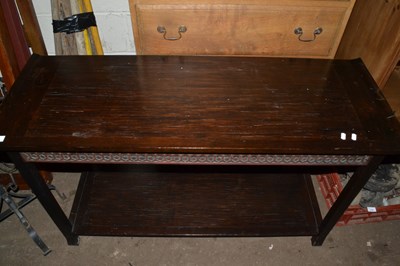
[336,0,400,88]
[1,55,400,154]
[0,0,45,89]
[16,0,47,55]
[130,0,355,58]
[0,1,19,89]
[70,168,321,236]
[382,67,400,120]
[0,0,30,71]
[0,0,31,89]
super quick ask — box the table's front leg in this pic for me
[8,152,79,246]
[312,155,384,246]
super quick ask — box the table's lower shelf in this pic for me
[70,167,322,237]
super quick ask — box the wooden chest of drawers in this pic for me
[129,0,355,58]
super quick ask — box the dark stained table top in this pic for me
[0,54,399,155]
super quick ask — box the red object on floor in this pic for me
[317,173,400,226]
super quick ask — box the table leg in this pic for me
[7,152,79,245]
[312,156,384,246]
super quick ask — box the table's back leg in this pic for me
[312,155,384,246]
[7,152,79,246]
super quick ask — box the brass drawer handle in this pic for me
[157,25,187,41]
[294,27,323,42]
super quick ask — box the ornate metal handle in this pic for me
[157,25,187,41]
[294,27,323,42]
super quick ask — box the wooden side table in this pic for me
[1,55,399,246]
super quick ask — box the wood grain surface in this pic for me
[0,55,399,155]
[71,169,321,236]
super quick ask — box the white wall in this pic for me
[32,0,136,55]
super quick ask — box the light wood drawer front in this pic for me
[134,5,350,58]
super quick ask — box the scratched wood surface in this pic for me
[0,55,399,154]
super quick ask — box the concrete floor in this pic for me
[1,172,400,266]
